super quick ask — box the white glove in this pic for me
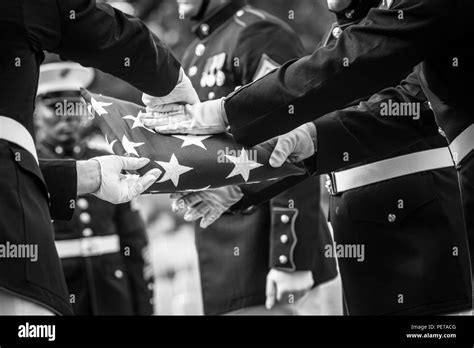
[141,98,228,135]
[268,122,317,168]
[265,269,314,309]
[170,186,244,228]
[92,156,161,204]
[142,68,200,108]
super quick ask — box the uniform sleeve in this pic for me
[224,0,457,146]
[233,176,338,282]
[39,0,181,97]
[115,202,154,315]
[39,159,77,220]
[232,71,436,209]
[312,69,439,174]
[268,176,322,272]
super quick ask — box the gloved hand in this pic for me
[91,156,161,204]
[267,122,317,168]
[142,68,200,108]
[170,185,244,228]
[141,98,228,135]
[265,269,314,309]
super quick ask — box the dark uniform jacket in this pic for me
[37,142,154,315]
[0,0,180,314]
[325,73,472,315]
[181,1,337,315]
[227,0,473,315]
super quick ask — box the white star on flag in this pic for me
[156,154,194,187]
[123,111,155,133]
[121,134,144,157]
[172,135,212,150]
[105,134,117,154]
[225,149,263,182]
[91,97,112,116]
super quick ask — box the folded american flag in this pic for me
[81,89,305,194]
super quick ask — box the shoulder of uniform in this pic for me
[233,6,270,28]
[232,7,298,52]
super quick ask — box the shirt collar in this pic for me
[193,0,246,40]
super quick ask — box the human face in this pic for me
[35,94,88,145]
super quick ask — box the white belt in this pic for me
[449,124,474,166]
[55,235,120,258]
[0,116,38,164]
[326,147,454,195]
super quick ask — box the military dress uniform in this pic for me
[0,0,180,314]
[317,2,470,314]
[223,0,473,315]
[223,0,473,249]
[36,141,154,315]
[181,0,337,315]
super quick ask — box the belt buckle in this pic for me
[325,173,338,196]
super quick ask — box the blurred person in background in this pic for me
[172,0,339,315]
[34,61,154,315]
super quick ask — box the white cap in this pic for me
[37,62,95,96]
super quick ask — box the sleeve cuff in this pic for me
[40,159,77,221]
